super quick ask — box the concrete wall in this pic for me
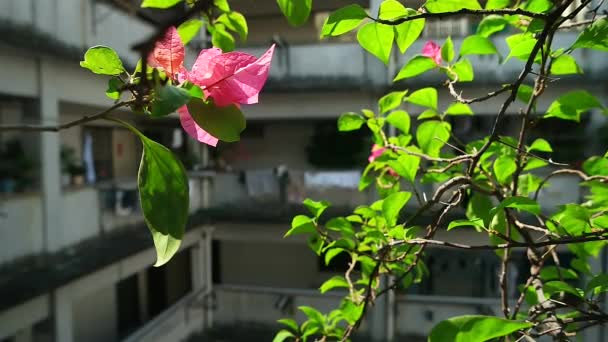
[0,193,44,264]
[72,286,117,342]
[59,187,101,251]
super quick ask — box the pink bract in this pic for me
[422,40,442,65]
[368,144,398,177]
[148,27,275,146]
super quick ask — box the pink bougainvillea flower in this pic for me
[422,40,442,65]
[368,144,398,177]
[148,27,187,80]
[148,26,275,146]
[178,106,219,147]
[189,45,275,107]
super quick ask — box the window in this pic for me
[116,274,142,338]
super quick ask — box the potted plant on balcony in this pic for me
[0,139,34,193]
[60,145,75,186]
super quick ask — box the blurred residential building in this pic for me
[0,1,607,342]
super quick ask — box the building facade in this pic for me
[0,0,607,341]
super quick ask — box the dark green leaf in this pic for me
[357,22,395,65]
[80,46,125,75]
[429,315,532,342]
[320,4,368,37]
[105,78,122,100]
[338,112,366,131]
[544,281,583,298]
[187,98,246,142]
[116,121,189,267]
[277,0,312,26]
[394,55,437,81]
[517,84,533,104]
[151,85,191,117]
[587,274,608,296]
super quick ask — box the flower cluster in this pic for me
[149,27,275,146]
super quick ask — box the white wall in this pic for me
[72,286,117,342]
[58,187,101,251]
[0,194,44,264]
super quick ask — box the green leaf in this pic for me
[460,35,498,56]
[477,15,508,37]
[386,110,411,133]
[467,194,494,226]
[319,276,349,293]
[388,154,420,183]
[80,46,125,76]
[299,306,325,325]
[303,198,330,219]
[285,215,316,237]
[429,315,532,342]
[416,121,450,157]
[379,0,408,20]
[528,138,552,152]
[105,78,122,100]
[325,248,345,265]
[177,19,204,44]
[445,103,473,116]
[587,274,608,296]
[277,0,312,26]
[540,266,578,282]
[451,58,474,82]
[550,55,582,75]
[326,217,354,234]
[425,0,481,13]
[394,55,437,81]
[407,87,437,110]
[114,121,189,267]
[357,22,395,65]
[211,24,235,52]
[571,18,608,51]
[383,191,412,226]
[379,90,408,114]
[151,85,191,117]
[506,35,536,61]
[544,281,583,299]
[338,113,366,131]
[273,330,295,342]
[278,318,299,332]
[394,11,425,54]
[187,98,246,142]
[498,196,541,215]
[418,109,439,120]
[320,4,368,37]
[448,218,485,231]
[441,36,455,63]
[214,0,230,12]
[141,0,182,8]
[493,155,517,185]
[486,0,510,9]
[217,12,248,41]
[517,84,533,104]
[524,0,553,13]
[545,90,603,122]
